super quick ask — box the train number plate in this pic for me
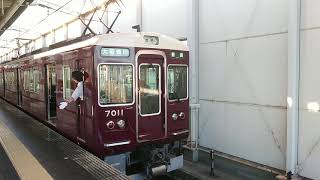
[105,109,124,117]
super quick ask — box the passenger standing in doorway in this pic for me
[59,71,84,109]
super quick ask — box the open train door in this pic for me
[56,51,86,144]
[136,50,167,142]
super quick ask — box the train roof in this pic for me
[33,32,189,59]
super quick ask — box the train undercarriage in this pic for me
[104,140,184,179]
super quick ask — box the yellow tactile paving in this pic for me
[0,120,53,180]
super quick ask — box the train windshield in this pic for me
[139,64,161,115]
[168,65,188,101]
[99,64,133,106]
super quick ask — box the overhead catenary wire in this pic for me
[0,0,75,52]
[1,0,120,43]
[0,0,92,56]
[14,0,74,40]
[0,0,122,60]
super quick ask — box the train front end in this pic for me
[94,33,189,178]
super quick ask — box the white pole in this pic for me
[187,0,200,161]
[1,0,4,16]
[136,0,142,31]
[287,0,301,175]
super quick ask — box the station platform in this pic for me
[0,96,287,180]
[0,99,128,180]
[0,142,19,180]
[170,148,281,180]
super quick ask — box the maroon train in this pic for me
[0,32,189,177]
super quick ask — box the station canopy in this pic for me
[0,0,122,61]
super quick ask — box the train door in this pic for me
[0,70,4,97]
[136,51,167,142]
[46,64,57,125]
[17,68,22,106]
[56,51,85,144]
[77,59,87,144]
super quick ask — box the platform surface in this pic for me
[0,143,19,180]
[0,98,129,180]
[172,148,279,180]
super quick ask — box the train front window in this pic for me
[99,64,133,106]
[168,65,188,101]
[139,64,160,115]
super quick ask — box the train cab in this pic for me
[92,33,189,176]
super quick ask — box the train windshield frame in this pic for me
[98,63,134,107]
[167,65,188,101]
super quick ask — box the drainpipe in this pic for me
[287,0,301,175]
[187,0,200,161]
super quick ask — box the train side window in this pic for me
[24,70,29,91]
[168,65,188,101]
[98,64,133,106]
[29,69,35,92]
[34,69,40,93]
[63,66,72,99]
[12,72,15,91]
[0,72,3,87]
[5,71,15,92]
[4,72,8,90]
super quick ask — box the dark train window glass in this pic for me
[5,71,16,92]
[24,70,29,91]
[63,66,72,99]
[168,66,188,100]
[29,69,34,92]
[99,64,133,105]
[0,72,3,87]
[4,72,8,90]
[139,64,160,115]
[34,69,40,93]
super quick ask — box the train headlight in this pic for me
[172,113,178,121]
[143,35,159,45]
[106,121,115,129]
[179,112,185,119]
[117,120,126,129]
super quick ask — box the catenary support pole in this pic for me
[287,0,301,175]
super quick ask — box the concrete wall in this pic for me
[298,1,320,179]
[198,0,288,170]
